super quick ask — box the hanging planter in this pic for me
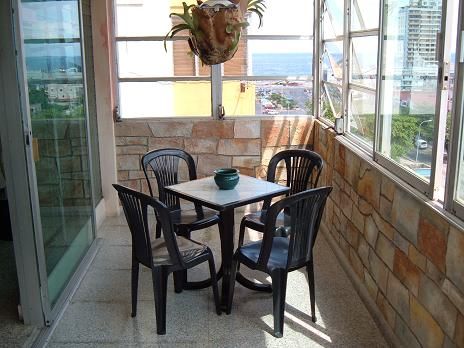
[164,0,266,66]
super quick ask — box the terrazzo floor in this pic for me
[46,211,389,347]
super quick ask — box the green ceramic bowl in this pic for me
[214,168,240,190]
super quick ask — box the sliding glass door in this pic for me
[19,0,95,308]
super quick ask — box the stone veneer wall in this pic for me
[313,121,464,348]
[114,118,314,195]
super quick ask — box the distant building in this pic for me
[47,84,83,102]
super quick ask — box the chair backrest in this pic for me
[258,186,332,270]
[263,149,323,210]
[113,184,185,268]
[141,148,197,210]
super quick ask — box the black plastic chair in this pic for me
[226,187,332,338]
[113,184,221,335]
[237,149,323,291]
[141,148,220,291]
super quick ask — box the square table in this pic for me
[165,174,289,311]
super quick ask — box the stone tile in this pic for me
[349,247,364,279]
[117,155,140,171]
[196,155,232,177]
[333,142,345,177]
[379,196,392,221]
[351,205,365,235]
[344,150,361,189]
[116,145,148,155]
[358,236,370,267]
[148,137,184,150]
[442,279,464,316]
[386,273,410,322]
[377,291,396,329]
[115,122,152,137]
[118,171,129,181]
[408,244,426,272]
[364,269,378,300]
[395,314,421,348]
[184,139,218,154]
[372,211,395,241]
[118,180,141,192]
[340,191,353,220]
[116,137,148,146]
[381,176,396,202]
[191,120,234,139]
[232,156,261,169]
[357,163,381,211]
[217,139,261,156]
[393,249,420,297]
[234,120,260,138]
[358,198,373,216]
[364,215,379,248]
[391,188,420,246]
[149,121,193,138]
[376,234,395,271]
[393,232,410,255]
[410,295,445,348]
[446,226,464,292]
[418,215,448,273]
[369,250,388,294]
[418,275,458,338]
[289,118,313,146]
[261,120,291,147]
[456,314,464,348]
[426,258,446,286]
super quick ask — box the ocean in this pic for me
[252,53,313,77]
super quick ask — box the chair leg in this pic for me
[236,219,247,274]
[155,221,162,239]
[270,269,288,338]
[152,266,168,335]
[307,260,317,323]
[226,257,239,315]
[173,271,184,294]
[131,257,139,317]
[207,251,221,315]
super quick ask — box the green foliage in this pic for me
[269,93,297,109]
[304,99,313,115]
[29,87,49,108]
[390,115,418,159]
[31,103,84,120]
[321,101,335,122]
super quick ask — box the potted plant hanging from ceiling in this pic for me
[164,0,266,66]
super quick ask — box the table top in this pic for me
[165,175,289,211]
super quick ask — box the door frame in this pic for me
[0,0,45,326]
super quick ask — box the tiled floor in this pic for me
[47,212,388,347]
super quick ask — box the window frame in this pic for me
[445,0,464,219]
[113,1,315,119]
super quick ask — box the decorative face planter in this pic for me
[165,0,265,66]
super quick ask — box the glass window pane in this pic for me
[323,0,344,39]
[248,0,313,36]
[115,0,197,37]
[322,41,343,84]
[351,0,380,31]
[117,41,209,78]
[119,82,211,117]
[224,39,313,78]
[378,0,442,182]
[349,90,375,145]
[224,80,312,117]
[351,36,378,88]
[321,83,342,122]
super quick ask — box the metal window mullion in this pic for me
[349,83,376,94]
[445,0,464,215]
[118,76,211,82]
[211,64,222,119]
[342,0,350,132]
[222,76,313,81]
[322,80,343,89]
[349,29,379,37]
[322,36,345,43]
[373,0,385,162]
[429,0,452,200]
[314,0,322,119]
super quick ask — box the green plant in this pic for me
[164,0,266,64]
